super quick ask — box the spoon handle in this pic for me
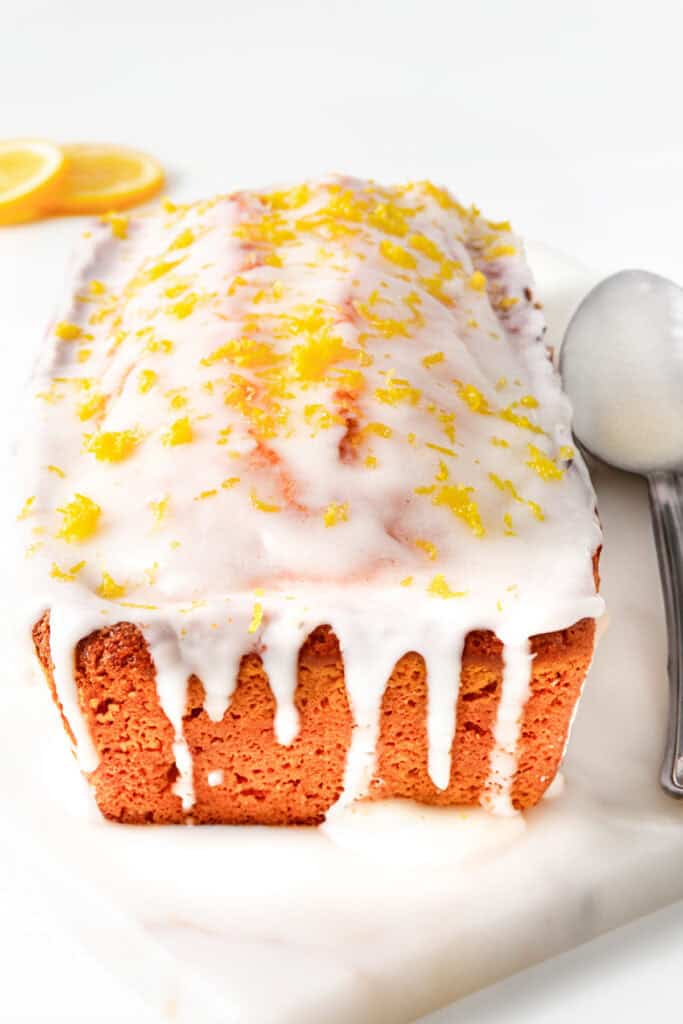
[648,472,683,796]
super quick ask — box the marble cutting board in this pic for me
[1,241,681,1024]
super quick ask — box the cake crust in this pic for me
[33,612,595,823]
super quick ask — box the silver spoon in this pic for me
[560,270,683,797]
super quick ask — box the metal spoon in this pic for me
[560,270,683,797]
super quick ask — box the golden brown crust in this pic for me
[32,612,596,824]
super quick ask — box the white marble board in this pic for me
[0,241,680,1024]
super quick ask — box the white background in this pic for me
[2,0,683,1020]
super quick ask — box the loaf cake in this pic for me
[19,176,603,824]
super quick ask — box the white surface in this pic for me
[1,1,683,1021]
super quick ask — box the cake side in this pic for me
[33,612,595,823]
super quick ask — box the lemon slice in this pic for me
[0,139,65,226]
[54,143,164,215]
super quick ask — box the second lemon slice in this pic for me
[54,143,164,215]
[0,139,65,225]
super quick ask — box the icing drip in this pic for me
[48,603,100,773]
[16,176,604,818]
[482,639,533,815]
[141,623,195,810]
[425,630,466,790]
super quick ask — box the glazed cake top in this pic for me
[20,175,599,625]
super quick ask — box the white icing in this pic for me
[16,176,604,818]
[482,639,533,815]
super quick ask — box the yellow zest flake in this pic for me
[422,352,445,369]
[164,282,187,298]
[216,426,233,445]
[119,601,159,610]
[102,212,129,239]
[221,476,240,489]
[264,251,283,267]
[335,368,366,392]
[417,181,458,211]
[50,560,86,582]
[489,473,521,500]
[47,464,65,478]
[169,228,195,250]
[489,473,545,521]
[167,292,198,319]
[375,376,420,407]
[527,500,545,521]
[364,454,378,469]
[503,512,515,536]
[400,576,413,587]
[248,601,264,633]
[57,493,101,542]
[456,382,491,415]
[425,441,456,457]
[419,274,450,303]
[165,389,188,410]
[415,485,435,495]
[76,348,92,363]
[25,542,42,558]
[403,290,422,312]
[17,496,36,520]
[304,403,338,431]
[499,405,544,434]
[77,391,106,421]
[466,317,479,329]
[520,395,538,408]
[324,502,349,528]
[526,444,564,481]
[498,296,519,310]
[428,574,466,599]
[227,274,248,296]
[55,321,82,341]
[368,202,409,237]
[146,337,174,355]
[364,421,392,439]
[467,270,487,292]
[144,562,159,584]
[195,489,217,500]
[89,280,106,295]
[138,369,158,393]
[487,219,512,232]
[490,436,509,448]
[355,301,409,339]
[85,428,142,462]
[250,489,280,513]
[379,239,417,270]
[484,244,516,260]
[495,377,507,391]
[145,257,183,283]
[98,572,126,600]
[559,445,575,460]
[408,233,444,263]
[234,213,295,246]
[262,184,311,211]
[149,495,169,522]
[291,333,356,382]
[201,338,279,369]
[162,416,193,446]
[415,538,438,561]
[436,460,449,482]
[432,484,485,537]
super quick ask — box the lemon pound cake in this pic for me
[20,176,603,824]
